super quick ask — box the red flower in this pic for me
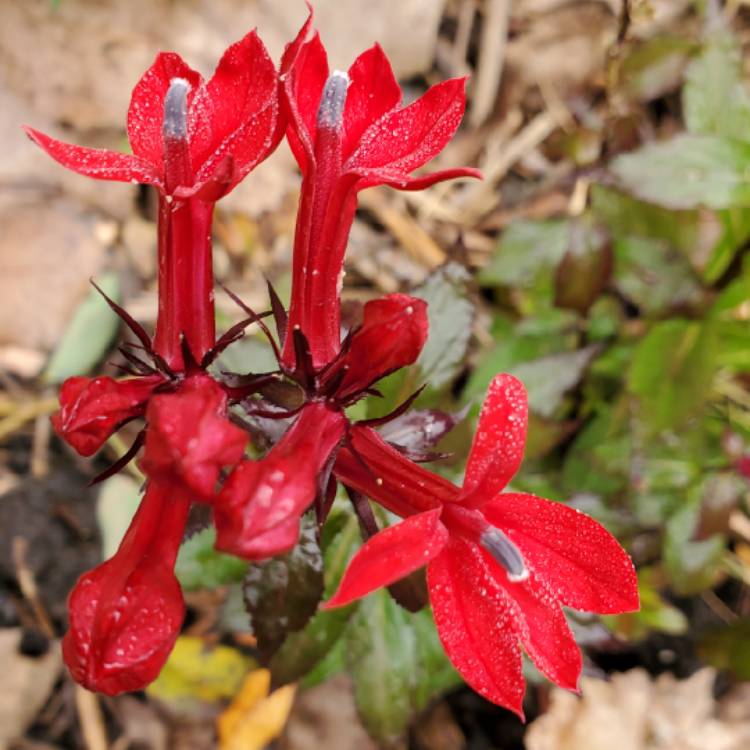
[329,374,639,717]
[63,481,190,695]
[214,293,427,559]
[214,401,346,559]
[25,32,281,367]
[24,31,279,200]
[139,374,247,499]
[52,374,164,457]
[279,12,480,368]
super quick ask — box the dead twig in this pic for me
[470,0,511,127]
[75,686,109,750]
[12,536,55,638]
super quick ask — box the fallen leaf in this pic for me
[218,668,296,750]
[526,668,750,750]
[147,636,253,713]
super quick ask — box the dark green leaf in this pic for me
[269,511,361,686]
[243,516,324,662]
[610,134,750,210]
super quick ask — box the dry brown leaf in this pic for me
[218,668,296,750]
[0,630,62,750]
[526,668,750,750]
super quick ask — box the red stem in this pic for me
[154,195,215,370]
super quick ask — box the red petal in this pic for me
[482,493,639,614]
[346,77,467,177]
[461,374,528,507]
[428,540,526,718]
[52,375,162,457]
[336,294,428,399]
[325,508,448,608]
[483,554,582,692]
[214,403,346,559]
[334,426,457,517]
[191,30,280,190]
[342,44,400,159]
[62,483,189,695]
[127,51,202,169]
[357,166,482,192]
[140,374,246,499]
[281,15,328,171]
[24,127,161,186]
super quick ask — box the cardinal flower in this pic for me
[63,374,246,695]
[329,374,639,717]
[25,32,281,367]
[279,12,480,369]
[214,293,429,559]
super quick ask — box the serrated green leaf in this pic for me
[346,590,460,746]
[628,319,718,432]
[413,263,474,389]
[243,517,324,662]
[44,272,121,384]
[611,134,750,210]
[175,527,248,592]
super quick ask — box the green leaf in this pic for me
[610,134,750,210]
[243,516,324,662]
[702,207,750,284]
[413,263,474,389]
[466,309,578,399]
[628,319,719,432]
[175,528,248,591]
[346,591,460,746]
[590,184,700,252]
[508,346,599,419]
[44,272,121,384]
[683,33,750,141]
[95,474,141,559]
[562,404,631,499]
[479,219,570,288]
[613,236,704,316]
[269,511,361,685]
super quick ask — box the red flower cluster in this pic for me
[28,5,638,714]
